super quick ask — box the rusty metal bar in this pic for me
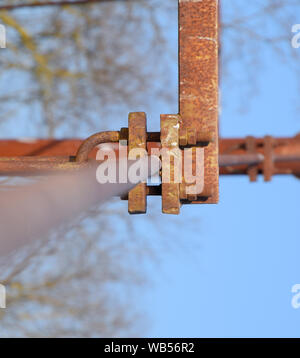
[161,114,181,214]
[179,0,219,204]
[0,156,88,176]
[246,136,258,182]
[219,135,300,178]
[128,112,147,214]
[0,139,83,157]
[219,154,264,167]
[0,135,299,178]
[75,131,119,163]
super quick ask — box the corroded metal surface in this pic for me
[161,114,181,215]
[246,136,258,182]
[128,112,147,214]
[219,134,300,179]
[263,136,274,182]
[219,154,264,168]
[75,131,119,163]
[0,136,299,178]
[179,0,219,204]
[0,156,89,176]
[0,139,83,157]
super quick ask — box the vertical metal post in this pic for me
[178,0,219,203]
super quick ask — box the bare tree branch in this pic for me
[0,0,131,12]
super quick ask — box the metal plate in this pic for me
[179,0,219,204]
[161,114,181,215]
[128,112,147,214]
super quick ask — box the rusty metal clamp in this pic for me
[160,114,215,214]
[127,112,147,214]
[244,135,275,182]
[75,112,216,215]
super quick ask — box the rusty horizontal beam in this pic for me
[0,135,299,178]
[0,139,83,157]
[219,135,300,178]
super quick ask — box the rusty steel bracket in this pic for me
[244,135,275,182]
[178,0,219,204]
[128,112,147,214]
[114,109,216,215]
[122,112,215,215]
[118,0,220,214]
[160,114,214,214]
[161,114,181,215]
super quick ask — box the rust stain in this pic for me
[179,0,219,204]
[0,136,299,182]
[161,114,181,215]
[128,112,147,214]
[76,131,119,163]
[246,136,258,182]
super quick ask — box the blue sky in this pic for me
[133,1,300,338]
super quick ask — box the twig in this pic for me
[0,0,128,11]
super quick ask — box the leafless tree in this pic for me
[0,0,177,338]
[221,0,300,111]
[0,0,298,337]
